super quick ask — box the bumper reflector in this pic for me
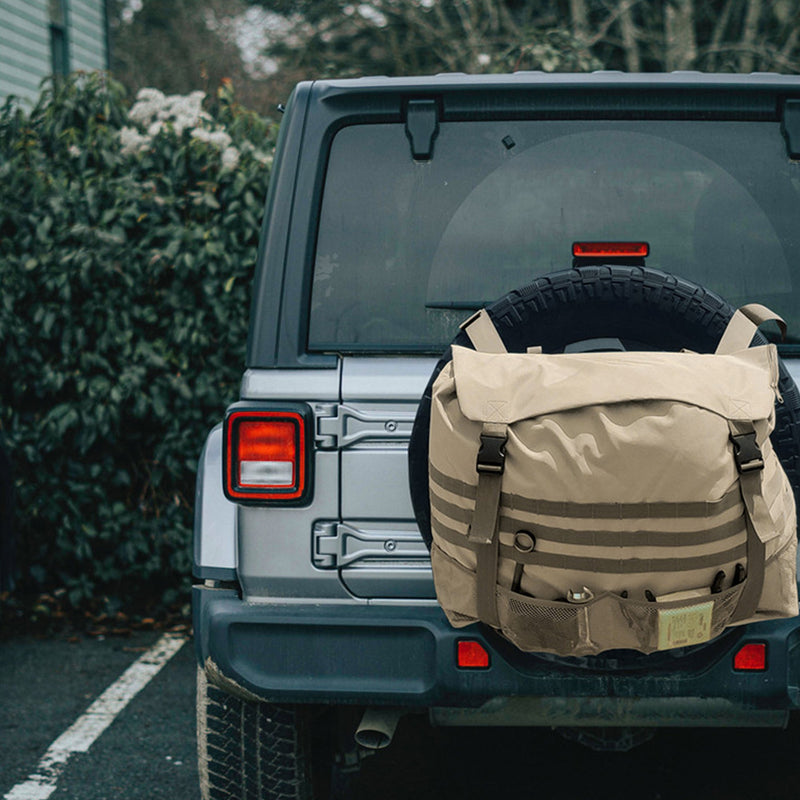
[733,642,767,671]
[457,640,490,669]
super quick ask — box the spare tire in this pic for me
[408,265,800,548]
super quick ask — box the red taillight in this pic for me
[572,241,650,259]
[733,642,767,671]
[457,640,490,669]
[224,410,308,502]
[238,421,296,486]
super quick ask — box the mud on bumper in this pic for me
[194,586,800,728]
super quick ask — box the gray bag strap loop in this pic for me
[469,421,508,628]
[715,304,786,355]
[727,420,768,622]
[460,309,508,354]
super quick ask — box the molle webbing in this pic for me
[434,518,747,573]
[430,464,743,519]
[431,493,747,547]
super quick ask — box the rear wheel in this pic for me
[197,668,358,800]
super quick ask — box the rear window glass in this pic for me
[308,120,800,351]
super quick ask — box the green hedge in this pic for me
[0,74,275,612]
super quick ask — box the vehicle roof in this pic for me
[314,71,800,91]
[305,71,800,122]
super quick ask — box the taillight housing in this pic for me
[223,404,313,504]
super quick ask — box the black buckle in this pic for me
[477,433,506,474]
[730,432,764,473]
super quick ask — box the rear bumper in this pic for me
[194,586,800,727]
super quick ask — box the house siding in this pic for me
[0,0,108,105]
[68,0,106,73]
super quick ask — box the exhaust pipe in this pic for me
[354,708,402,750]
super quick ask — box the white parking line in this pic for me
[4,633,187,800]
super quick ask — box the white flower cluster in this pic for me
[190,126,239,169]
[118,87,241,169]
[128,88,210,136]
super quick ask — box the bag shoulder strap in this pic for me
[727,420,769,623]
[715,304,786,355]
[460,309,508,354]
[469,422,508,629]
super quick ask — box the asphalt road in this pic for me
[3,631,800,800]
[1,631,199,800]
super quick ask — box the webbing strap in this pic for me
[431,491,746,547]
[460,309,508,354]
[469,422,507,628]
[715,303,786,355]
[468,473,503,545]
[497,515,746,548]
[435,520,747,573]
[727,420,769,622]
[430,463,743,518]
[496,542,748,573]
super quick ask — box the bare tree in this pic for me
[555,0,800,73]
[110,0,800,115]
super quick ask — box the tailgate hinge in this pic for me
[314,403,416,450]
[313,522,429,568]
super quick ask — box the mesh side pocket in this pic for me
[507,596,582,624]
[710,583,746,637]
[619,583,745,652]
[497,588,586,654]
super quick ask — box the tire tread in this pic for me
[198,668,312,800]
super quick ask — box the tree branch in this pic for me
[703,0,734,71]
[664,0,697,70]
[697,40,800,72]
[739,0,763,72]
[584,0,642,48]
[618,0,641,71]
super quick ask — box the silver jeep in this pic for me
[194,72,800,799]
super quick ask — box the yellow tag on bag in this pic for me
[658,602,714,650]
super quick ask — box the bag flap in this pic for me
[450,344,778,424]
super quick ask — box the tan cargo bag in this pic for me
[429,304,798,656]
